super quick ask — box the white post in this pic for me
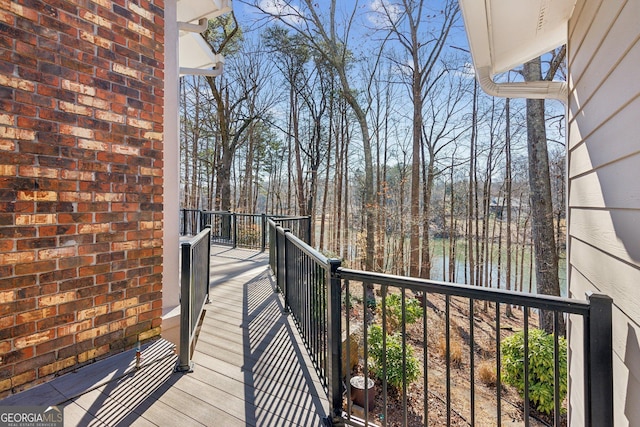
[162,0,181,347]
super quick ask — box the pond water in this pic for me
[427,239,567,297]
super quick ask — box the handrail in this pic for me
[176,227,211,372]
[181,209,311,251]
[338,267,591,315]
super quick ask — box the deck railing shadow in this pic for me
[239,269,329,425]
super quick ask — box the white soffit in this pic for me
[459,0,576,75]
[176,0,232,74]
[177,0,232,23]
[179,32,224,70]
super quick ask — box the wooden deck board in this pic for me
[1,246,330,426]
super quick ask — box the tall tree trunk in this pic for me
[399,167,406,276]
[292,96,306,216]
[467,80,478,287]
[410,64,422,278]
[523,57,564,334]
[180,77,190,208]
[334,106,344,255]
[505,98,513,317]
[420,141,433,278]
[319,87,334,251]
[448,159,456,282]
[342,122,350,260]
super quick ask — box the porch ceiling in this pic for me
[177,0,232,73]
[179,32,224,70]
[458,0,576,75]
[177,0,232,23]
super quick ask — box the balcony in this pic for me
[2,245,329,426]
[2,212,612,426]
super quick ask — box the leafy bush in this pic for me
[368,324,420,390]
[379,293,423,332]
[501,328,567,415]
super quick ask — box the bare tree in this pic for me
[523,51,565,334]
[419,66,470,278]
[204,17,277,211]
[375,0,459,277]
[247,0,384,273]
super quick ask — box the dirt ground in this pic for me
[343,288,566,427]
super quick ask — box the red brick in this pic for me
[16,237,56,250]
[57,256,94,270]
[0,239,13,252]
[16,307,57,324]
[14,330,55,350]
[14,352,56,375]
[37,313,75,330]
[2,347,34,365]
[38,355,76,376]
[40,285,60,299]
[137,308,160,323]
[0,315,14,329]
[0,299,36,317]
[38,268,76,284]
[77,284,108,299]
[15,285,40,301]
[59,277,94,292]
[78,263,110,277]
[58,297,93,315]
[1,0,165,393]
[15,260,57,276]
[0,275,34,291]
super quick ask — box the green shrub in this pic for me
[379,293,423,332]
[368,324,420,390]
[501,328,567,415]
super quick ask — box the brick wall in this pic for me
[0,0,165,397]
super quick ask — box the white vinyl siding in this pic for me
[568,0,640,425]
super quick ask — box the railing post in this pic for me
[177,240,193,372]
[176,228,211,373]
[205,225,211,304]
[326,259,344,426]
[181,209,186,236]
[281,228,291,313]
[261,213,267,252]
[199,209,206,233]
[306,215,312,245]
[274,225,281,293]
[586,292,613,427]
[232,212,237,249]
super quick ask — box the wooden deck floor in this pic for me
[2,246,330,426]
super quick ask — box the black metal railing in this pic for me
[201,210,235,246]
[268,225,613,427]
[180,209,311,251]
[268,220,344,424]
[270,215,312,244]
[337,270,612,427]
[176,227,211,372]
[180,208,201,236]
